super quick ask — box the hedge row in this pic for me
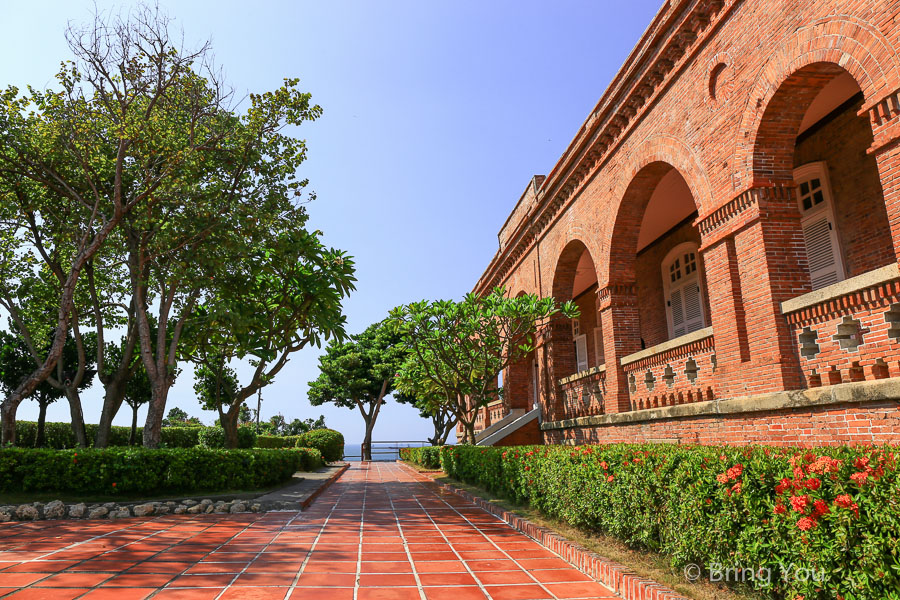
[438,444,899,600]
[14,421,203,449]
[255,429,344,462]
[0,447,323,495]
[399,446,441,469]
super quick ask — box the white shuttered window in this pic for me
[662,243,706,339]
[794,162,844,290]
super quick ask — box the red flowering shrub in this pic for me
[437,443,899,600]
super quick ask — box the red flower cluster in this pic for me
[833,494,860,518]
[790,495,810,513]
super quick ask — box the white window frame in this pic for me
[593,326,603,366]
[793,161,844,290]
[661,242,707,339]
[574,333,588,373]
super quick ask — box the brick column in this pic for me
[699,185,808,396]
[597,284,641,413]
[536,318,575,421]
[869,95,900,262]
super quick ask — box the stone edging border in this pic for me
[400,463,688,600]
[300,462,349,509]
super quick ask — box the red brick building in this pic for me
[466,0,900,447]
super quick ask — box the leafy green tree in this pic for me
[395,384,457,446]
[122,359,151,446]
[286,415,326,435]
[184,223,355,448]
[193,356,239,424]
[308,320,407,460]
[0,6,232,445]
[391,287,577,444]
[162,407,201,427]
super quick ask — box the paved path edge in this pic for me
[299,462,349,509]
[399,461,690,600]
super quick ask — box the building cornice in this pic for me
[474,0,739,296]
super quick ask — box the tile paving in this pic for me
[0,462,617,599]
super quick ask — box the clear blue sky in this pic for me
[0,0,662,444]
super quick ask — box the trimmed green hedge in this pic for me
[256,435,303,449]
[0,447,322,495]
[197,426,257,449]
[296,429,344,462]
[439,444,899,600]
[400,446,441,469]
[294,447,324,471]
[14,422,202,449]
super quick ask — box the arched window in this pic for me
[662,242,706,338]
[794,161,844,290]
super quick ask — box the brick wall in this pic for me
[472,0,900,447]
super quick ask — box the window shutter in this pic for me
[802,215,841,290]
[574,334,588,373]
[670,287,686,337]
[683,282,704,334]
[593,327,603,366]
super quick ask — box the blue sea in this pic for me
[341,442,426,461]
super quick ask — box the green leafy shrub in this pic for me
[439,443,899,600]
[0,447,314,495]
[237,427,257,449]
[400,446,441,469]
[198,426,226,448]
[293,447,324,471]
[296,429,344,461]
[160,427,201,448]
[256,435,303,449]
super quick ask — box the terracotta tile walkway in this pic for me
[0,462,617,599]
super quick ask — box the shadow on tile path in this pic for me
[0,462,617,599]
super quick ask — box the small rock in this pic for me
[68,503,87,518]
[156,506,170,515]
[205,505,215,514]
[0,510,12,522]
[132,503,156,517]
[183,499,198,507]
[229,502,246,514]
[89,507,109,519]
[109,508,131,519]
[44,500,66,519]
[16,505,39,520]
[250,503,261,512]
[173,506,187,515]
[200,499,213,507]
[166,501,177,508]
[103,502,116,510]
[186,504,204,515]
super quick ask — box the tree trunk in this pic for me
[222,410,239,449]
[130,404,139,446]
[96,380,128,448]
[65,388,87,448]
[0,401,17,446]
[459,419,477,445]
[142,382,169,448]
[362,417,374,461]
[36,400,48,448]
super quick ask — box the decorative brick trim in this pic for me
[697,184,795,247]
[400,463,688,600]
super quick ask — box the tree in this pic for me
[162,407,201,427]
[193,356,239,423]
[0,6,231,445]
[0,329,96,447]
[308,320,406,460]
[391,287,577,444]
[184,222,355,448]
[396,384,457,446]
[286,415,326,435]
[122,359,151,446]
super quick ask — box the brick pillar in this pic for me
[538,318,575,421]
[699,185,808,396]
[700,237,749,397]
[597,284,641,413]
[871,121,900,263]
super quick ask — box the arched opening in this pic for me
[610,164,710,350]
[551,241,602,378]
[755,64,894,290]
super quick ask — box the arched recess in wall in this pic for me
[549,239,602,383]
[606,161,710,350]
[733,15,900,189]
[743,58,897,292]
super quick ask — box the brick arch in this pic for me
[734,16,900,188]
[602,137,708,288]
[550,238,598,302]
